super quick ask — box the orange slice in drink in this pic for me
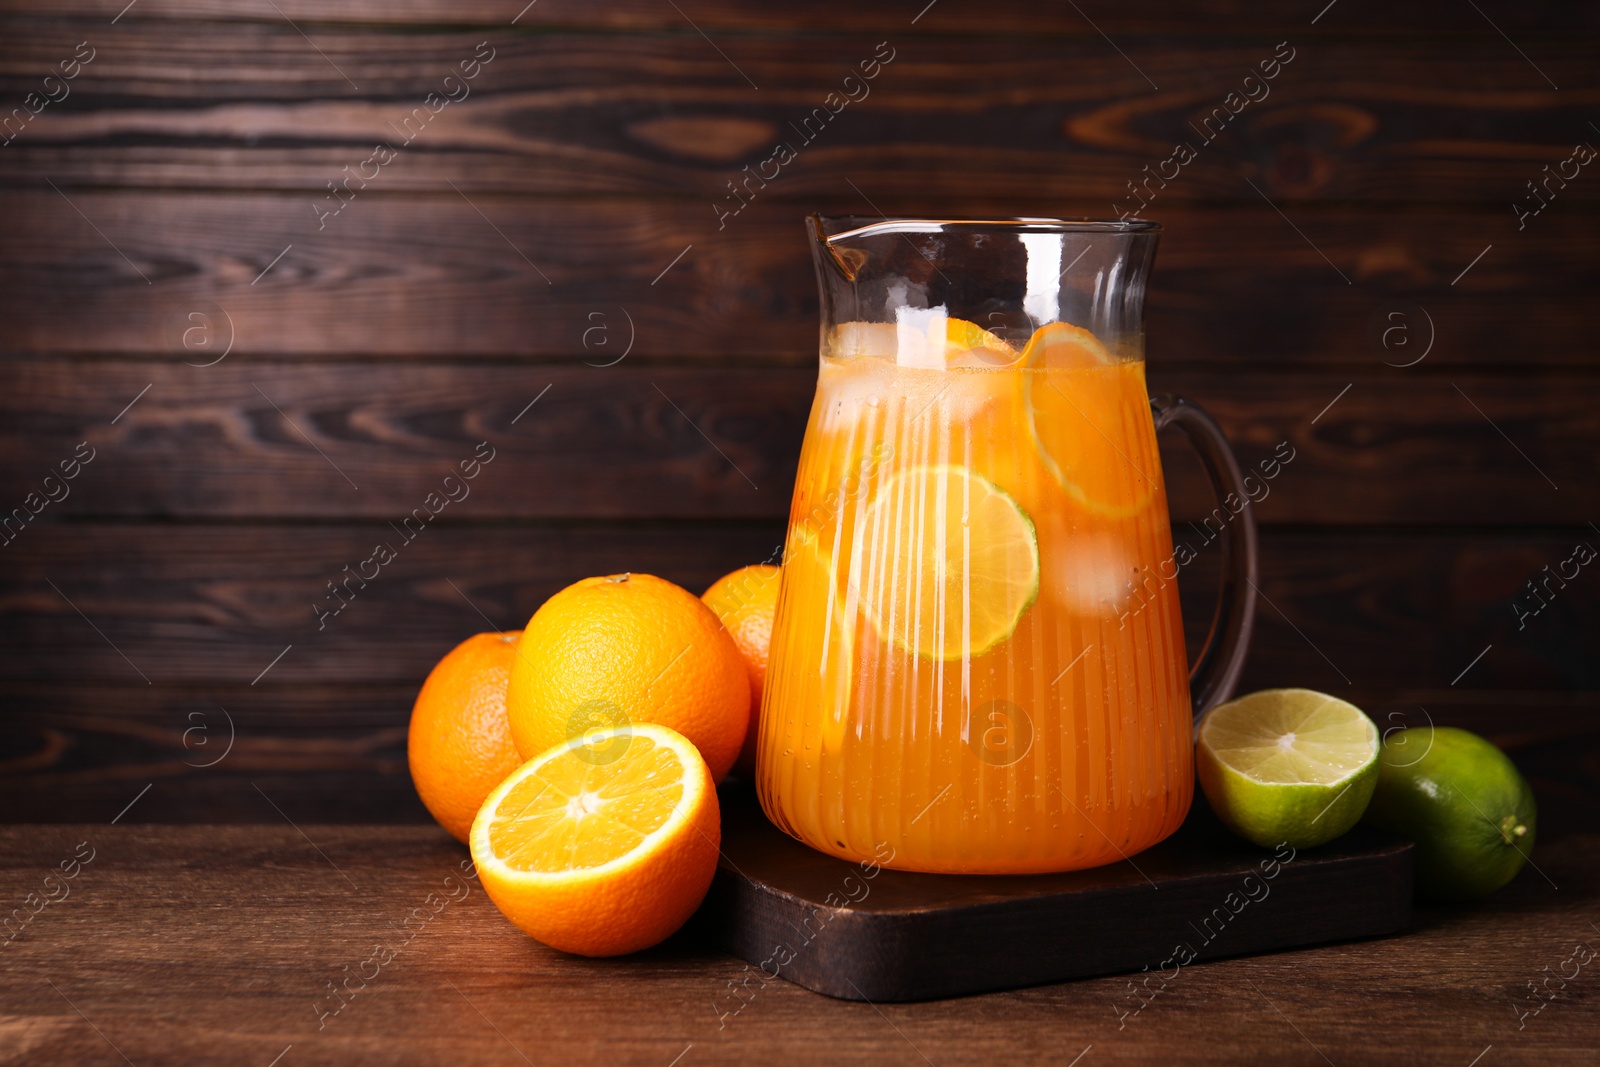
[943,318,1018,368]
[1020,322,1157,520]
[1019,321,1114,369]
[469,722,720,957]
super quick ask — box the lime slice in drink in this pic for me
[1196,688,1381,848]
[1361,726,1536,902]
[858,464,1039,661]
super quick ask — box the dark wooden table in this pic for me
[3,819,1595,1065]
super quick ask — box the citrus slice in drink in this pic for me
[778,525,857,753]
[943,317,1018,368]
[1019,321,1114,369]
[1196,688,1381,849]
[469,722,720,957]
[1021,323,1157,520]
[858,464,1040,662]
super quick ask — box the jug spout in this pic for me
[809,215,868,283]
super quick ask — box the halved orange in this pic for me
[469,722,720,957]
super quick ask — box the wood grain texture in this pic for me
[0,25,1594,203]
[0,523,788,686]
[0,361,1593,524]
[0,682,422,823]
[0,363,809,521]
[0,822,1593,1064]
[1,192,1595,366]
[0,525,1593,693]
[3,686,1596,826]
[6,0,1598,33]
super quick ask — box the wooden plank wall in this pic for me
[0,1,1595,824]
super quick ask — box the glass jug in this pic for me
[757,217,1258,875]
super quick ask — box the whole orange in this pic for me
[407,630,524,844]
[702,564,782,777]
[507,573,749,782]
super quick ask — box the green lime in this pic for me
[1196,689,1380,849]
[1361,726,1536,902]
[858,464,1039,661]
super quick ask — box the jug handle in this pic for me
[1150,395,1259,722]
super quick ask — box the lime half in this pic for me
[1361,726,1536,902]
[1197,688,1380,848]
[859,464,1039,661]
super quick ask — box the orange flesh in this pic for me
[488,737,685,873]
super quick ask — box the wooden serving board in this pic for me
[692,784,1413,1002]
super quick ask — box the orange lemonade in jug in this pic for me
[759,314,1193,874]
